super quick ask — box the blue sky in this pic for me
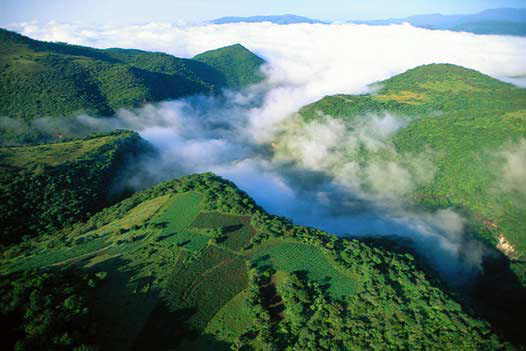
[1,0,525,25]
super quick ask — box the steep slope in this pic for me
[0,28,264,123]
[351,8,526,36]
[193,44,265,89]
[0,130,151,248]
[288,64,526,281]
[1,173,523,350]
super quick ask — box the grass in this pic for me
[0,135,116,169]
[250,240,358,298]
[191,212,256,251]
[157,230,210,252]
[153,192,204,234]
[204,289,253,339]
[373,90,429,105]
[4,237,109,273]
[95,194,171,236]
[165,245,249,331]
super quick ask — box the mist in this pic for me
[8,21,526,283]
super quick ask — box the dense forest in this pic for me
[0,130,151,249]
[292,63,526,284]
[1,173,524,350]
[0,28,264,126]
[0,26,525,350]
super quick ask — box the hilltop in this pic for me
[0,28,265,124]
[1,172,522,351]
[193,44,265,89]
[291,64,526,282]
[350,8,526,36]
[211,14,327,25]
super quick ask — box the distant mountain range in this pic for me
[209,8,526,36]
[211,14,327,25]
[350,8,526,36]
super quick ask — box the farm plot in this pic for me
[191,212,256,251]
[250,240,357,298]
[164,245,249,331]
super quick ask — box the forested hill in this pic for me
[0,130,151,248]
[0,28,265,122]
[292,63,526,283]
[1,172,523,350]
[194,44,265,89]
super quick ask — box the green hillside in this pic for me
[0,130,150,248]
[293,64,526,281]
[1,173,524,351]
[194,44,265,89]
[0,29,264,124]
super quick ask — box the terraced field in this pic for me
[250,240,358,298]
[191,212,256,251]
[1,173,519,350]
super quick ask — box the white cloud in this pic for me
[8,21,526,140]
[6,21,525,281]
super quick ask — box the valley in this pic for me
[1,9,525,351]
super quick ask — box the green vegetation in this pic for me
[2,173,523,350]
[154,192,204,233]
[0,28,264,140]
[191,212,256,251]
[296,64,526,279]
[0,130,149,248]
[0,269,102,351]
[194,44,265,89]
[251,240,357,298]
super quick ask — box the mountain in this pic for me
[0,130,150,248]
[193,44,265,89]
[2,172,522,351]
[0,28,265,124]
[211,14,327,25]
[292,64,526,283]
[351,8,526,36]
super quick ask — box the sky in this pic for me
[1,0,526,25]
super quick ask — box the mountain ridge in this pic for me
[211,14,327,25]
[2,172,522,350]
[291,63,526,283]
[350,7,526,36]
[0,28,265,124]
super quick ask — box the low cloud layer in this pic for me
[272,113,436,203]
[494,139,526,203]
[5,21,526,282]
[8,20,526,139]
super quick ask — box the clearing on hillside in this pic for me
[191,212,256,251]
[250,240,358,298]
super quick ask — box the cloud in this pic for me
[272,113,436,203]
[8,21,526,138]
[6,21,525,282]
[493,139,526,200]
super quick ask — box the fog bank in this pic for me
[7,21,526,282]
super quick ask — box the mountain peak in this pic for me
[193,43,265,89]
